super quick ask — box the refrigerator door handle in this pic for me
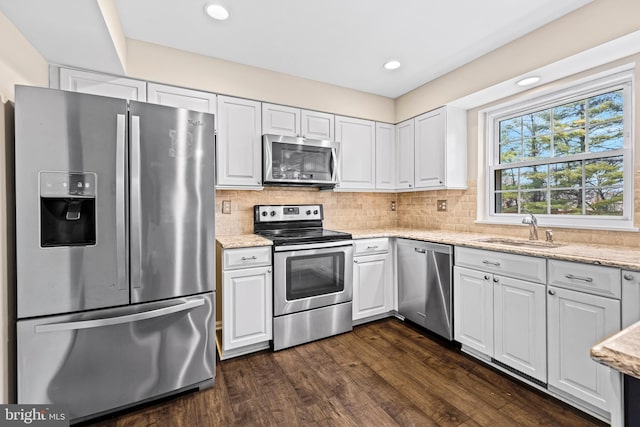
[34,299,205,333]
[130,115,142,289]
[116,114,127,290]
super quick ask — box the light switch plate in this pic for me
[437,200,447,212]
[222,200,231,214]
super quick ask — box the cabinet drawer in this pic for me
[223,247,271,270]
[548,260,620,298]
[354,238,389,255]
[455,247,546,284]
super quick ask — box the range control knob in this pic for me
[270,211,276,217]
[313,209,319,215]
[306,210,312,215]
[261,211,267,217]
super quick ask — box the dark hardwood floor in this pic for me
[87,319,606,426]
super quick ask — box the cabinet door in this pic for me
[396,119,415,190]
[493,276,546,382]
[414,108,445,189]
[216,96,262,188]
[622,270,640,328]
[453,266,493,356]
[375,123,395,190]
[301,109,334,140]
[59,68,146,101]
[547,286,620,412]
[334,116,376,190]
[353,252,392,321]
[223,266,272,351]
[262,103,300,137]
[147,83,217,115]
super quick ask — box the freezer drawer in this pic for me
[17,293,215,422]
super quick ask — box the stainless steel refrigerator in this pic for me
[14,86,216,422]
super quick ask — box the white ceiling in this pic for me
[1,0,593,98]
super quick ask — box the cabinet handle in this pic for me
[565,274,593,283]
[492,277,499,283]
[367,245,379,250]
[354,260,359,264]
[482,260,501,267]
[241,256,257,261]
[267,268,272,273]
[624,274,634,281]
[484,275,490,280]
[408,184,413,188]
[548,289,556,296]
[415,248,426,254]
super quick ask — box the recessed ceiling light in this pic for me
[205,4,229,20]
[383,60,401,70]
[516,76,541,87]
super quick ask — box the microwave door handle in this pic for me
[34,299,205,333]
[331,145,340,183]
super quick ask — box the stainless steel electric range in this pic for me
[254,204,353,350]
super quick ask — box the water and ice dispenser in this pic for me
[39,172,97,247]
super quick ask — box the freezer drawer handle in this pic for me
[34,299,205,333]
[564,274,593,283]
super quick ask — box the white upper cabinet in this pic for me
[262,103,334,140]
[216,96,263,189]
[301,109,334,140]
[262,103,300,137]
[59,68,146,101]
[147,83,217,115]
[334,116,376,190]
[375,123,395,190]
[414,106,467,190]
[396,119,415,190]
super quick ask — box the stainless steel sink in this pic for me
[476,237,565,249]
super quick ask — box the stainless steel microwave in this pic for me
[263,134,339,187]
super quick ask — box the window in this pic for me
[484,71,634,230]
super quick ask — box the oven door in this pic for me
[273,241,353,316]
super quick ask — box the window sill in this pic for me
[475,218,639,233]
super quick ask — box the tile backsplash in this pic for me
[216,170,640,249]
[215,187,398,235]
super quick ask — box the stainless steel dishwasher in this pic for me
[397,239,453,340]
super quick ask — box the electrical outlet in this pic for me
[391,201,396,212]
[222,200,232,214]
[437,200,447,212]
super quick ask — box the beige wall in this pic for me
[126,40,396,123]
[395,0,640,122]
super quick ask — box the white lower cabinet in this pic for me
[454,248,547,383]
[353,252,393,321]
[223,266,273,350]
[352,238,393,323]
[547,286,620,413]
[493,275,546,383]
[453,266,494,356]
[217,246,272,359]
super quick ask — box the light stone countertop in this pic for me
[216,227,640,271]
[215,234,272,249]
[591,321,640,379]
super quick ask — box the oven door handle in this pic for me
[274,240,353,252]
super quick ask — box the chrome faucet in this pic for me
[522,213,538,240]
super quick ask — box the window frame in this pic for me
[481,70,635,231]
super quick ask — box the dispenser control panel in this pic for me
[40,172,97,198]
